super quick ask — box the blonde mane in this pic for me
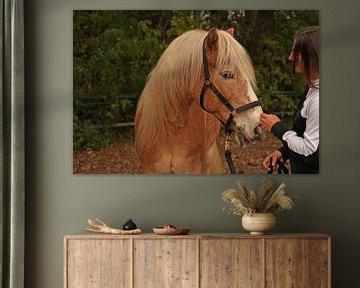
[135,28,256,154]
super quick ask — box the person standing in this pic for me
[261,26,319,174]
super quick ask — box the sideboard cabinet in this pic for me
[64,233,330,288]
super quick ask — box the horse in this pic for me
[135,28,263,174]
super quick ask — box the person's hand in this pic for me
[263,150,283,172]
[260,113,281,132]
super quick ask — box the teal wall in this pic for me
[25,0,360,287]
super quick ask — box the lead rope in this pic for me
[267,157,289,174]
[224,114,237,174]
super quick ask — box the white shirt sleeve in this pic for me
[282,95,319,156]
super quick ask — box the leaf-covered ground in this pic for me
[73,131,283,174]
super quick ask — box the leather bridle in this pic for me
[200,38,262,173]
[199,40,261,120]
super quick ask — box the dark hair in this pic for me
[292,26,319,87]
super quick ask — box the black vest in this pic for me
[287,87,319,174]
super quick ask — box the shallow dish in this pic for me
[153,227,190,235]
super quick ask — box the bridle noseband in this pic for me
[199,38,262,173]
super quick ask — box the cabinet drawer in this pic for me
[200,239,263,288]
[65,239,131,288]
[134,239,198,288]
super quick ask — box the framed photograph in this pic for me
[73,10,319,174]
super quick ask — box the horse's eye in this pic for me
[221,71,234,79]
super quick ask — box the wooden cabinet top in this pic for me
[64,232,330,240]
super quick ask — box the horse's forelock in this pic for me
[216,31,256,90]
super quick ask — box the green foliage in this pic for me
[253,10,319,117]
[73,115,115,150]
[73,10,319,150]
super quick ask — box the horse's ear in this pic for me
[205,28,219,53]
[204,28,219,65]
[226,28,234,36]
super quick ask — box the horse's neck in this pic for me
[169,100,221,144]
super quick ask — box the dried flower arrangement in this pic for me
[222,179,294,216]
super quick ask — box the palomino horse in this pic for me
[135,28,263,174]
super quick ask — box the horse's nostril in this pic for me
[254,126,262,140]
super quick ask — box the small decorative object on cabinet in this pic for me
[222,178,294,234]
[122,219,138,230]
[64,233,330,288]
[152,223,190,235]
[242,212,276,235]
[86,218,142,235]
[153,227,190,235]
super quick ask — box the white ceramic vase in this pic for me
[242,213,276,235]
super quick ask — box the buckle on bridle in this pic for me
[204,79,211,86]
